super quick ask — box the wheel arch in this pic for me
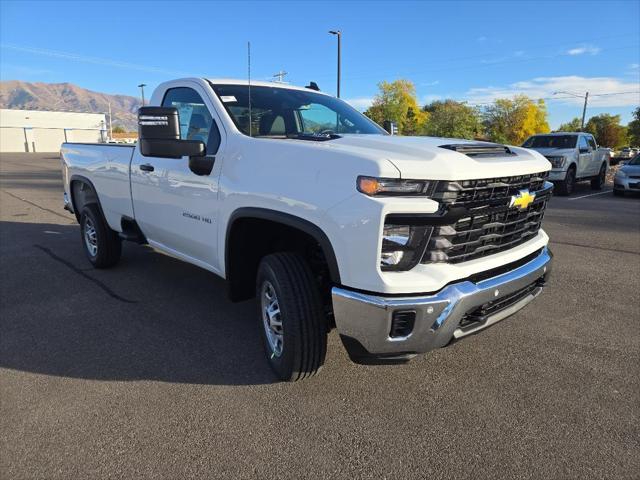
[69,175,106,223]
[225,208,341,302]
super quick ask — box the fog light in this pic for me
[390,310,416,338]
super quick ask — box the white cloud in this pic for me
[421,80,440,87]
[629,63,639,70]
[464,76,640,107]
[345,97,373,111]
[566,45,601,56]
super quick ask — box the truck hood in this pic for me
[323,135,550,180]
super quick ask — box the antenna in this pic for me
[247,41,252,137]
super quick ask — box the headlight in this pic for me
[357,176,436,196]
[380,221,433,271]
[546,156,566,168]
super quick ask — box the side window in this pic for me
[298,103,339,134]
[587,136,597,150]
[162,87,221,155]
[578,136,589,150]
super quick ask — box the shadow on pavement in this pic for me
[0,221,277,386]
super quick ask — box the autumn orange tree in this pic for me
[481,95,550,145]
[364,80,428,135]
[585,114,628,148]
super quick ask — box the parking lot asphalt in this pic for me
[1,153,639,479]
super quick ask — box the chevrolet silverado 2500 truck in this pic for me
[522,132,609,195]
[61,78,553,381]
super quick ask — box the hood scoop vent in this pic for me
[439,143,515,157]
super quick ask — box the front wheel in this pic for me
[556,167,576,196]
[256,252,327,381]
[591,164,606,190]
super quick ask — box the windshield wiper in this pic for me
[286,133,342,142]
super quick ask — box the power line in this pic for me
[308,33,638,82]
[465,91,639,106]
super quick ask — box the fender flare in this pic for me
[69,174,107,222]
[225,207,341,284]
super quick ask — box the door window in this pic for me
[587,136,597,150]
[162,87,221,154]
[578,136,589,151]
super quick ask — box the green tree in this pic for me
[481,95,550,145]
[364,80,428,135]
[112,125,126,134]
[422,100,481,139]
[555,118,582,132]
[584,114,628,148]
[627,107,640,146]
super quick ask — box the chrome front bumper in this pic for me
[332,247,552,362]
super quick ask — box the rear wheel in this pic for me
[256,252,327,381]
[80,204,122,268]
[556,166,576,196]
[590,164,606,190]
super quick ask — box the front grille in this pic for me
[458,278,545,331]
[421,172,551,264]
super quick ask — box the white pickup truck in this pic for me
[522,132,609,195]
[61,78,553,381]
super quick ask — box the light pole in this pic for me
[553,91,589,130]
[138,83,147,106]
[108,102,113,141]
[329,30,341,97]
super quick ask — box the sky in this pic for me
[1,0,638,128]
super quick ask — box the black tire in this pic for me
[79,204,122,268]
[613,189,624,197]
[590,164,606,190]
[556,166,576,196]
[256,252,327,381]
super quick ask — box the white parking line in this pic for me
[568,190,612,201]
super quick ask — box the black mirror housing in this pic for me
[138,106,206,158]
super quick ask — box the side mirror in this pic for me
[138,106,206,158]
[579,147,589,154]
[383,120,398,135]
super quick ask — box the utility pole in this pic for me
[108,102,113,140]
[554,90,589,131]
[580,92,589,131]
[329,30,341,97]
[138,83,147,106]
[272,70,288,83]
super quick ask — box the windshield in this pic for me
[629,154,640,165]
[522,135,578,149]
[211,84,385,138]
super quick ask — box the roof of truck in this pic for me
[205,78,331,95]
[532,132,586,136]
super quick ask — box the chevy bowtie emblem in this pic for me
[509,189,535,210]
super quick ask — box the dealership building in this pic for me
[0,109,107,152]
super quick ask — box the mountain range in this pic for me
[0,80,141,131]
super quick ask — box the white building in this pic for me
[0,109,107,152]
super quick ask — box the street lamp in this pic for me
[138,83,147,106]
[329,30,341,98]
[553,90,589,130]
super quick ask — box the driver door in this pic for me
[577,135,591,177]
[131,85,224,271]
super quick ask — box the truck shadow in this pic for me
[0,221,278,386]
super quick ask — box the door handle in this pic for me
[140,163,155,172]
